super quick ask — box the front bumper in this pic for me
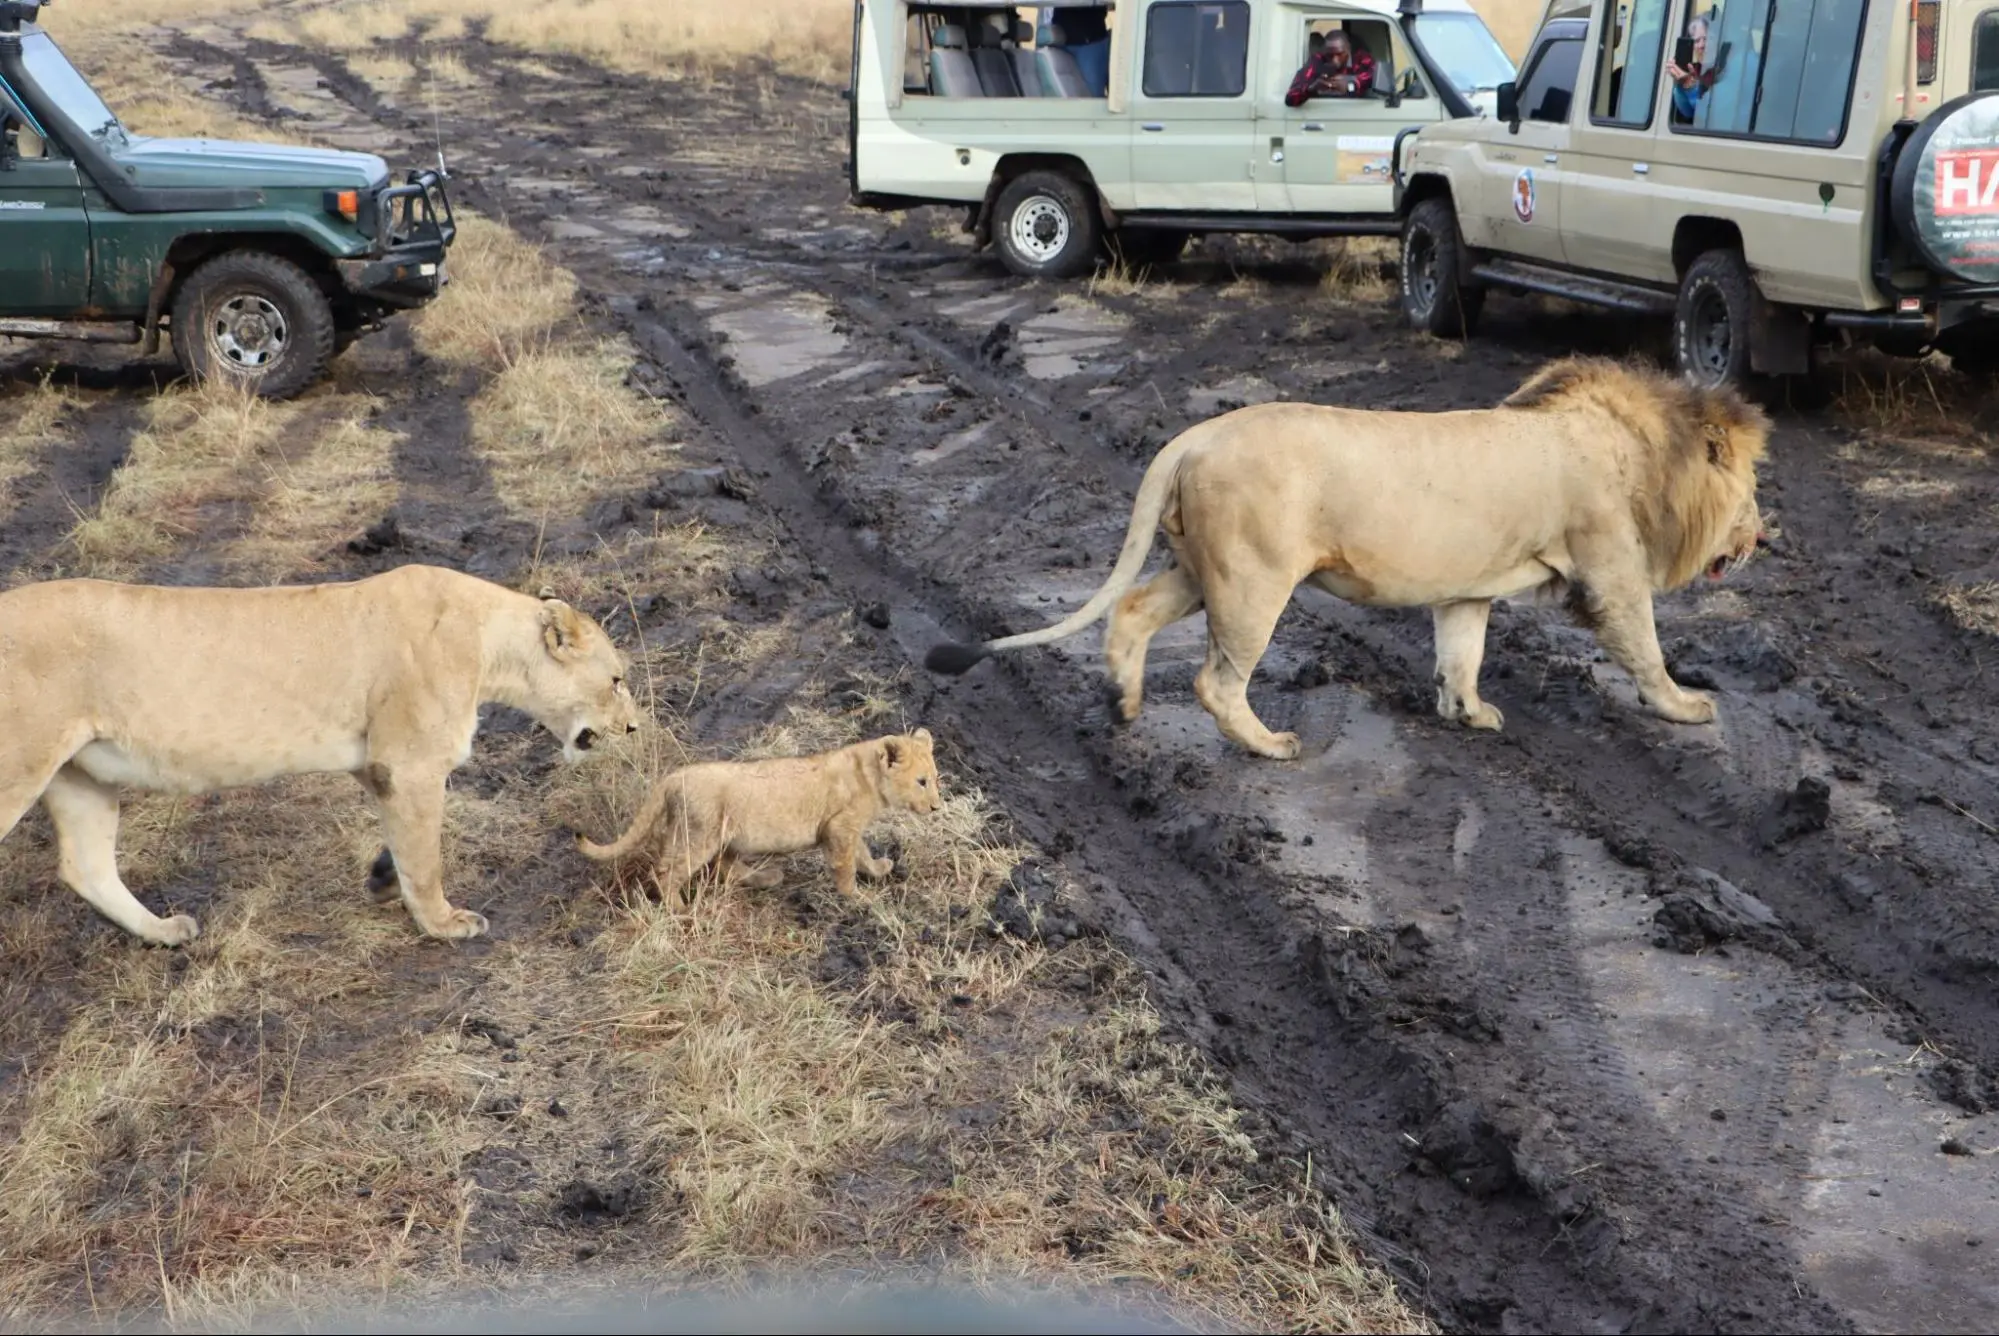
[336,167,457,308]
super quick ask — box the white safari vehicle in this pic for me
[1393,0,1999,384]
[844,0,1518,276]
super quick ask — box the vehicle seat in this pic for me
[1036,23,1092,97]
[971,19,1022,97]
[929,25,983,98]
[1009,19,1043,97]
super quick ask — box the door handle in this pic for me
[1632,162,1650,174]
[1141,122,1165,131]
[1302,122,1324,131]
[1269,136,1285,163]
[1543,153,1558,163]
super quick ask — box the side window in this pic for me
[1591,0,1670,126]
[1296,16,1400,99]
[1916,0,1938,84]
[1978,11,1999,91]
[1517,36,1585,123]
[1143,0,1252,98]
[1671,0,1867,146]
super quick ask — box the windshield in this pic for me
[1413,12,1516,95]
[21,29,123,144]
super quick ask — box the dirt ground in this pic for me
[7,4,1999,1332]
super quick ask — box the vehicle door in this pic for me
[1477,19,1587,264]
[0,78,90,316]
[1129,0,1257,210]
[1562,0,1675,281]
[1255,9,1430,214]
[1974,6,1999,90]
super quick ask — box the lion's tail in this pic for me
[923,428,1201,676]
[574,774,676,862]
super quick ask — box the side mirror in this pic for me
[1496,80,1519,127]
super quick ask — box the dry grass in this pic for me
[1830,351,1993,455]
[1933,582,1999,638]
[1321,237,1397,304]
[66,381,308,577]
[413,214,579,371]
[1473,0,1551,61]
[228,410,401,579]
[0,372,77,512]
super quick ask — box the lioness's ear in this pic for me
[540,597,585,658]
[913,727,932,744]
[881,737,906,768]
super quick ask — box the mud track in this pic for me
[162,21,1999,1332]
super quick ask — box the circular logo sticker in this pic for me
[1513,168,1537,224]
[1891,93,1999,283]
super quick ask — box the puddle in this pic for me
[1185,374,1281,417]
[707,292,849,387]
[911,420,997,466]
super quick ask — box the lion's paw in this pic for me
[1656,690,1718,725]
[426,908,490,941]
[1466,702,1505,731]
[1261,731,1303,761]
[863,857,895,880]
[152,914,201,948]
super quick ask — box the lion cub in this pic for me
[575,729,942,899]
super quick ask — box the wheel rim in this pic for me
[1406,228,1440,313]
[1687,283,1733,382]
[1010,196,1072,265]
[209,293,289,369]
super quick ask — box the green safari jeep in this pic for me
[0,1,455,399]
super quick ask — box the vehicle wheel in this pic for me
[1108,227,1188,269]
[1673,249,1757,390]
[170,251,335,400]
[992,170,1101,280]
[1400,195,1482,337]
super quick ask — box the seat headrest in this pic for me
[1014,19,1033,42]
[933,24,966,49]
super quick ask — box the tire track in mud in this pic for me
[160,25,1999,1332]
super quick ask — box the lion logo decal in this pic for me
[1513,168,1536,223]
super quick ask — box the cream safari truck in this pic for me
[845,0,1518,276]
[1392,0,1999,386]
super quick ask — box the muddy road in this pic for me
[155,18,1999,1333]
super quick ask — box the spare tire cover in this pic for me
[1892,93,1999,285]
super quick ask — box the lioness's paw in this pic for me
[1466,702,1505,731]
[152,914,201,947]
[863,856,895,880]
[1655,690,1718,725]
[1261,731,1303,761]
[425,908,490,941]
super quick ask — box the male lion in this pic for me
[925,357,1770,757]
[574,729,942,900]
[0,564,641,947]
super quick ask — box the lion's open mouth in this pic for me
[573,728,599,753]
[1707,555,1732,580]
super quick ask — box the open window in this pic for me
[1668,0,1868,146]
[1292,16,1407,103]
[902,2,1115,99]
[0,73,47,161]
[1590,0,1669,127]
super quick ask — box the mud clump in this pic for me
[348,511,407,556]
[1757,776,1832,849]
[986,859,1091,947]
[1651,868,1791,956]
[1925,1058,1999,1115]
[1413,1100,1523,1199]
[1667,626,1798,692]
[555,1175,646,1226]
[1528,655,1607,727]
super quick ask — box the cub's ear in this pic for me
[881,737,907,768]
[540,597,586,659]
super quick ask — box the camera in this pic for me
[0,1,49,35]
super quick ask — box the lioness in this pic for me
[0,564,641,946]
[575,729,942,900]
[925,357,1770,757]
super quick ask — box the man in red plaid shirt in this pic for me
[1285,30,1374,106]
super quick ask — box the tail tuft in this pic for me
[924,641,989,676]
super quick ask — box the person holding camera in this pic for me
[1285,29,1374,107]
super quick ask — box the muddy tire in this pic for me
[1400,195,1482,337]
[170,251,336,401]
[1673,249,1757,390]
[1108,227,1188,269]
[992,171,1101,281]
